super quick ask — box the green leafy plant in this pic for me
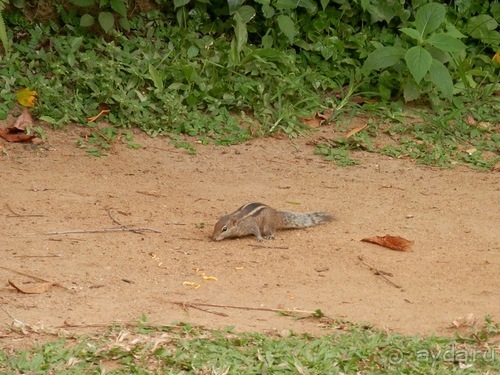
[77,126,140,156]
[363,2,468,101]
[0,0,9,56]
[70,0,130,33]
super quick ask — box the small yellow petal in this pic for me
[202,276,218,281]
[493,51,500,64]
[182,281,201,289]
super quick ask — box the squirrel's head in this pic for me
[211,214,236,241]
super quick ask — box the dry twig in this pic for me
[0,266,69,290]
[5,203,45,218]
[169,301,316,315]
[45,227,161,235]
[248,244,290,250]
[357,256,402,289]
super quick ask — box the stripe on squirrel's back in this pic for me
[237,203,268,218]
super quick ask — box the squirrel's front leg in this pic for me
[249,224,265,242]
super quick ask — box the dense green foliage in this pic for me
[1,319,498,373]
[0,0,498,166]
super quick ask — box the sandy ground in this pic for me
[1,124,499,345]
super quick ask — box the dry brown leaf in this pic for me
[361,235,413,251]
[345,124,368,139]
[492,161,500,172]
[0,129,36,143]
[12,109,35,131]
[0,109,37,143]
[8,280,55,294]
[451,313,477,328]
[301,111,331,128]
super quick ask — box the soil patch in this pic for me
[1,125,499,342]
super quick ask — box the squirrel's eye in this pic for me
[222,226,228,232]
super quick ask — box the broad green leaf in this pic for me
[405,46,432,83]
[12,0,26,9]
[492,3,500,22]
[320,0,330,11]
[362,46,405,71]
[262,4,275,18]
[80,14,95,27]
[466,15,498,40]
[427,34,467,52]
[69,0,95,7]
[228,0,244,13]
[148,64,163,91]
[429,59,453,99]
[274,0,298,10]
[118,16,130,31]
[233,12,247,54]
[236,5,256,23]
[367,4,396,23]
[261,33,274,48]
[400,27,421,41]
[415,3,446,37]
[297,0,317,12]
[403,81,421,102]
[110,0,127,17]
[229,38,239,65]
[98,12,114,33]
[176,7,186,27]
[187,45,199,58]
[173,0,190,9]
[445,23,466,39]
[39,116,57,125]
[277,15,295,44]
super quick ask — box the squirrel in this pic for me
[212,202,333,242]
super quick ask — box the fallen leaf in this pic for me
[8,280,54,294]
[15,88,38,108]
[301,112,330,128]
[451,313,477,328]
[0,127,36,143]
[345,124,368,139]
[362,235,413,251]
[12,109,35,131]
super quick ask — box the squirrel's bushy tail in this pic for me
[279,211,333,229]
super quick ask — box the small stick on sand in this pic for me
[357,255,402,289]
[45,227,161,235]
[5,203,45,218]
[169,301,317,315]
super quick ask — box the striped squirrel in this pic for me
[212,202,333,241]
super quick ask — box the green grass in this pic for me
[1,318,498,374]
[0,3,498,167]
